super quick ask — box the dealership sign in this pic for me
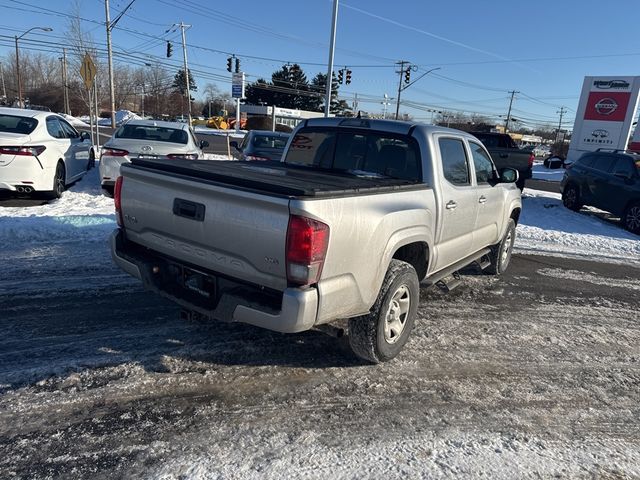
[566,76,640,163]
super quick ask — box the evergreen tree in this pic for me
[310,72,343,114]
[172,69,197,98]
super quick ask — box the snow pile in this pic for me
[0,167,116,243]
[531,163,565,182]
[194,126,246,139]
[78,110,142,127]
[515,189,640,264]
[60,113,90,128]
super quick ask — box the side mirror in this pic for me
[199,140,209,149]
[80,131,91,142]
[229,140,239,150]
[499,167,519,184]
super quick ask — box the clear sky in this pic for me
[1,0,639,131]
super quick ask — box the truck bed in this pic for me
[130,158,425,198]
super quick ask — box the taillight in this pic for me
[114,176,124,226]
[167,153,198,160]
[245,155,269,161]
[285,215,329,287]
[0,145,46,156]
[101,148,128,158]
[528,153,535,168]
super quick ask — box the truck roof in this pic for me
[301,117,480,141]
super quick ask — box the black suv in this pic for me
[560,150,640,233]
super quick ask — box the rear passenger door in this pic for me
[598,156,638,216]
[433,136,478,271]
[59,119,89,178]
[468,140,504,251]
[587,155,616,207]
[45,116,75,177]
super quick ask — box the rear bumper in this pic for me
[0,162,54,191]
[110,229,318,333]
[99,156,129,187]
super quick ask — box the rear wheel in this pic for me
[348,260,419,363]
[87,149,95,170]
[562,184,582,211]
[623,201,640,234]
[45,162,66,200]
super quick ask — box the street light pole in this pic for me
[324,0,339,117]
[14,26,53,108]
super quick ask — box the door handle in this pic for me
[446,200,457,210]
[478,195,487,204]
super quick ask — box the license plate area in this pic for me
[179,266,216,298]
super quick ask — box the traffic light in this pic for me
[166,41,173,58]
[235,58,240,73]
[404,67,411,84]
[337,69,343,84]
[345,69,352,85]
[226,57,233,72]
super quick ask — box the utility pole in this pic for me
[59,49,69,115]
[505,90,519,133]
[556,106,567,144]
[0,62,6,99]
[105,0,116,127]
[324,0,339,117]
[170,22,192,125]
[105,0,136,127]
[395,60,408,120]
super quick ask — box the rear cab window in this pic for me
[115,125,188,144]
[0,114,38,134]
[284,128,421,181]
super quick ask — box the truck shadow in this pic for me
[0,289,363,394]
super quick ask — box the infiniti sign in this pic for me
[591,129,609,138]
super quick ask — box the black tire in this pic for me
[486,218,516,275]
[623,201,640,234]
[102,186,114,198]
[348,259,419,363]
[87,149,95,170]
[562,184,582,211]
[45,162,66,200]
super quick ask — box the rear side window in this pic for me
[469,141,495,184]
[439,138,470,186]
[46,117,65,139]
[285,128,421,181]
[0,114,38,134]
[59,119,79,138]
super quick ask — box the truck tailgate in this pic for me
[119,163,290,291]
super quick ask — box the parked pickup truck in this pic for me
[470,132,534,190]
[111,118,522,363]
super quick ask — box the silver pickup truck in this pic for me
[110,118,522,363]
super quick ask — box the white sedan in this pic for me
[99,120,208,194]
[0,107,94,198]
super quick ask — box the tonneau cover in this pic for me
[130,158,425,198]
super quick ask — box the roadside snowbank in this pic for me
[60,113,90,128]
[194,126,246,139]
[515,189,639,264]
